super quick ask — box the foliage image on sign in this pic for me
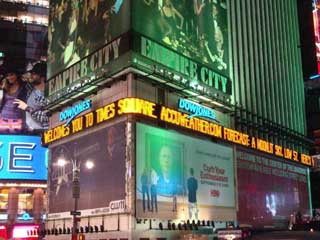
[48,122,126,215]
[0,135,47,181]
[136,123,235,220]
[47,0,130,78]
[133,0,229,76]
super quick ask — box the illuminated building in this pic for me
[303,0,320,211]
[0,135,47,239]
[44,0,313,239]
[0,0,48,69]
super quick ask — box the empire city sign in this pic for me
[43,98,314,167]
[133,35,232,96]
[178,98,216,121]
[46,32,131,104]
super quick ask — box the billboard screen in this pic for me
[47,0,130,78]
[0,62,49,134]
[313,0,320,73]
[0,135,47,181]
[48,122,126,215]
[136,123,235,220]
[133,0,229,76]
[237,148,310,229]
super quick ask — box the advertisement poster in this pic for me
[0,62,49,134]
[237,148,310,229]
[313,0,320,73]
[0,135,47,181]
[47,0,130,78]
[136,123,235,220]
[48,122,126,214]
[133,0,229,76]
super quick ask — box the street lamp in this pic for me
[71,158,80,240]
[54,145,94,240]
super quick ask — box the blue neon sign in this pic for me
[0,135,47,180]
[178,98,216,121]
[59,99,92,126]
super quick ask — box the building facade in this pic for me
[0,1,49,235]
[0,0,48,70]
[43,0,313,239]
[0,134,47,238]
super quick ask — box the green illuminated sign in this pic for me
[133,0,229,76]
[135,35,231,95]
[136,123,235,220]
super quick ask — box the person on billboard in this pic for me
[150,169,159,212]
[193,0,206,50]
[159,0,184,47]
[0,66,28,132]
[141,168,150,212]
[106,126,123,160]
[143,0,154,6]
[63,1,81,68]
[101,0,124,43]
[187,168,199,220]
[204,3,227,70]
[14,62,49,131]
[155,145,181,212]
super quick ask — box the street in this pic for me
[251,231,320,240]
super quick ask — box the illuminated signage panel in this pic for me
[49,123,126,215]
[47,0,130,79]
[136,123,235,220]
[133,35,232,97]
[43,98,314,167]
[313,0,320,73]
[59,99,92,126]
[132,0,229,77]
[0,135,47,180]
[178,98,216,121]
[237,148,310,228]
[46,33,131,104]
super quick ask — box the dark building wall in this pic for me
[296,0,318,80]
[0,1,48,69]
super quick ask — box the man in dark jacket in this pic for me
[187,168,199,220]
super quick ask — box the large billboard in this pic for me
[0,135,47,181]
[313,0,320,73]
[237,148,310,229]
[47,0,130,78]
[0,62,49,134]
[133,0,229,77]
[48,122,126,216]
[136,123,235,220]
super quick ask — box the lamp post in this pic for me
[54,145,94,240]
[71,159,80,240]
